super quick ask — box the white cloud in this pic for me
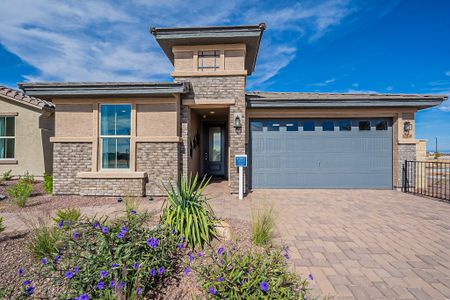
[446,71,450,76]
[0,0,358,85]
[308,78,336,86]
[346,89,379,94]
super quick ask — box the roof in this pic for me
[151,23,266,75]
[18,82,189,98]
[0,85,55,110]
[246,91,448,109]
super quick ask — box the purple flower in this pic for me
[99,270,108,278]
[67,221,72,227]
[65,271,74,280]
[120,226,128,233]
[102,226,109,234]
[218,277,224,282]
[209,286,216,295]
[57,220,64,229]
[54,255,61,263]
[197,252,203,257]
[158,267,165,275]
[217,247,224,255]
[97,281,105,290]
[133,262,139,270]
[23,280,32,285]
[136,287,142,295]
[111,263,118,268]
[181,235,185,241]
[108,280,116,288]
[18,268,24,277]
[73,232,80,239]
[118,282,125,289]
[188,253,194,263]
[117,232,125,239]
[93,222,100,229]
[78,294,89,300]
[184,267,190,275]
[284,253,290,259]
[149,269,156,277]
[25,286,34,296]
[41,258,48,265]
[130,210,137,215]
[260,281,269,292]
[147,237,159,249]
[308,274,314,281]
[177,243,184,249]
[227,265,233,271]
[74,266,79,273]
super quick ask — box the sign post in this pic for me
[234,154,247,200]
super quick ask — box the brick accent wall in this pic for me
[395,143,416,189]
[175,76,245,102]
[53,142,92,195]
[180,105,190,178]
[136,142,179,196]
[79,178,145,196]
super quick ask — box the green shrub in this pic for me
[0,216,5,233]
[43,173,53,194]
[53,208,81,229]
[1,169,12,181]
[30,224,64,259]
[194,246,312,299]
[20,171,35,184]
[252,206,275,246]
[7,178,32,208]
[162,175,217,249]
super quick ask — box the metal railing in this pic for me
[402,160,450,201]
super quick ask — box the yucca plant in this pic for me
[162,175,217,249]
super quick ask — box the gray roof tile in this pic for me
[0,86,55,110]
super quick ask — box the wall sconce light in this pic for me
[234,113,242,129]
[404,121,412,134]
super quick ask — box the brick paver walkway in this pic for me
[2,182,450,299]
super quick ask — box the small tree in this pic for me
[7,178,33,208]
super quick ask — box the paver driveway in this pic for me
[208,183,450,300]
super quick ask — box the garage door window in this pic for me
[303,121,315,131]
[359,121,371,131]
[251,121,263,132]
[322,121,334,131]
[339,120,352,131]
[375,120,388,130]
[285,121,299,131]
[267,122,280,131]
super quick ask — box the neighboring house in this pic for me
[0,86,54,178]
[19,24,447,196]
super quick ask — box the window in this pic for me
[339,120,351,131]
[285,121,299,132]
[198,50,220,71]
[303,121,315,131]
[375,120,388,130]
[266,121,280,132]
[0,116,15,159]
[100,104,131,169]
[322,120,334,131]
[358,121,371,131]
[251,121,263,132]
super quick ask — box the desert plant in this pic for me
[252,206,275,246]
[7,178,32,208]
[162,175,217,249]
[43,173,53,194]
[20,171,35,184]
[53,208,81,229]
[124,195,139,214]
[30,223,64,259]
[194,246,313,299]
[0,216,5,233]
[1,169,13,181]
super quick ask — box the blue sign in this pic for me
[235,155,247,167]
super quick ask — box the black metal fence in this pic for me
[402,160,450,201]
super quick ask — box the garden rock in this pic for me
[0,194,7,201]
[216,220,232,240]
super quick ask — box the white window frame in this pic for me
[99,104,131,171]
[0,116,15,160]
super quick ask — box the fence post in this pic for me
[402,160,408,193]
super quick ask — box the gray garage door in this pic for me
[250,118,392,189]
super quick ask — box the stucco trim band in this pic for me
[76,172,146,179]
[171,71,247,77]
[0,112,19,116]
[183,98,235,106]
[135,136,182,143]
[0,159,18,165]
[50,137,94,143]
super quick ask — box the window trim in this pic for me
[0,116,15,160]
[98,104,132,171]
[198,50,220,71]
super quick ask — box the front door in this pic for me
[204,125,226,177]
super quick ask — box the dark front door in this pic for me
[204,125,226,177]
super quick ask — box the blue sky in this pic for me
[1,0,449,150]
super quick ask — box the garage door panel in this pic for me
[250,118,392,189]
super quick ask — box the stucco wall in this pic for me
[136,102,177,137]
[0,97,54,178]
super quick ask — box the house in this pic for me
[0,86,54,178]
[19,23,447,196]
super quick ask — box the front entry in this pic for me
[204,124,226,177]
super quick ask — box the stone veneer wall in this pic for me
[79,178,145,197]
[175,76,246,194]
[136,142,179,196]
[396,143,416,189]
[53,142,92,195]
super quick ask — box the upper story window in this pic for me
[0,116,15,159]
[100,104,131,169]
[198,50,220,71]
